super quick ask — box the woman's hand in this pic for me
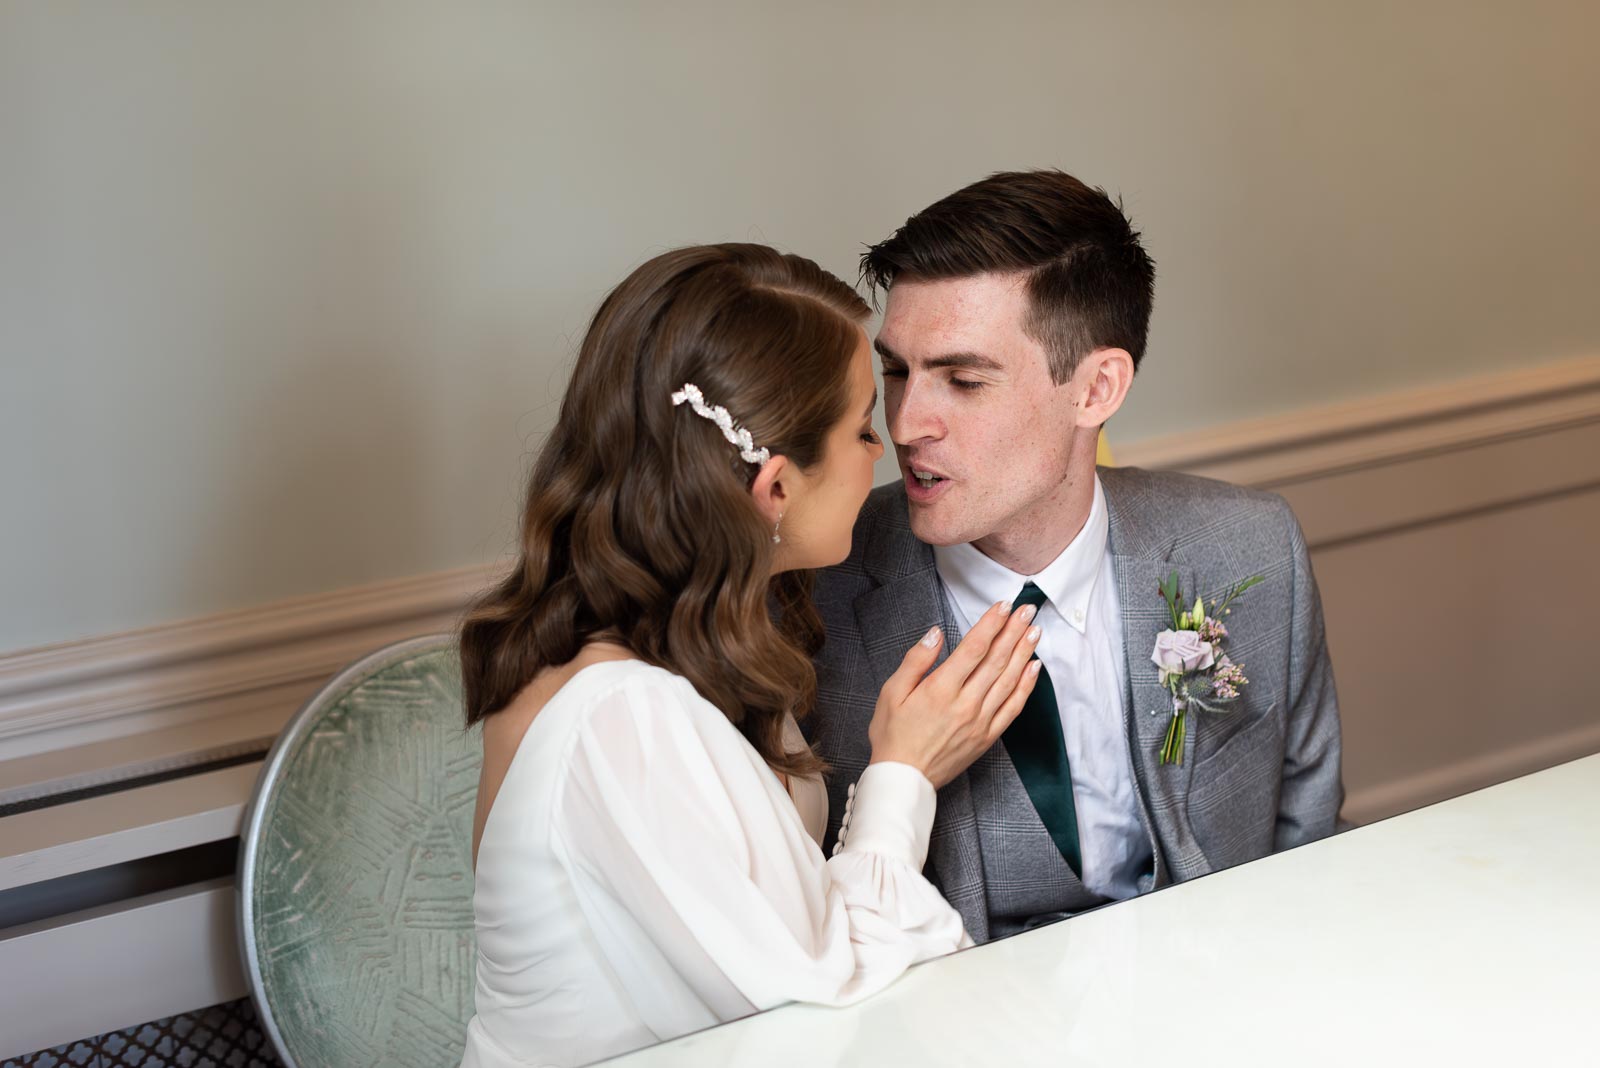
[866,602,1042,789]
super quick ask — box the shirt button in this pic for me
[1073,608,1085,624]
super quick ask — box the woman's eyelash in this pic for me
[861,427,882,444]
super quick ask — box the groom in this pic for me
[809,170,1343,942]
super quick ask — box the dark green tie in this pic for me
[1001,581,1083,877]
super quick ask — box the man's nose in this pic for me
[887,377,942,446]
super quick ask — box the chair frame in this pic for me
[236,631,460,1068]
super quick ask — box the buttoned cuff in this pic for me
[829,761,936,870]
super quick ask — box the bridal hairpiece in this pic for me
[670,383,770,467]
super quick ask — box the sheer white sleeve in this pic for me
[551,673,970,1036]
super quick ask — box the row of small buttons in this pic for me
[829,780,859,857]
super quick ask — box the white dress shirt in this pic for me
[932,475,1151,900]
[463,660,970,1068]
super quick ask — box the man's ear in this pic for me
[749,454,792,525]
[1074,348,1135,428]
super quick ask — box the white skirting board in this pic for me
[0,877,245,1061]
[0,763,260,892]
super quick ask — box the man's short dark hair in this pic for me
[861,169,1156,384]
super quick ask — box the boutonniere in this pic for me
[1149,571,1264,765]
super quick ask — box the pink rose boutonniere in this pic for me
[1150,571,1264,765]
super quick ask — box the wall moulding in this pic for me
[2,354,1596,814]
[0,564,499,779]
[1115,354,1600,491]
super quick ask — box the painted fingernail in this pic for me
[994,600,1008,615]
[1026,660,1043,676]
[1019,604,1037,623]
[1027,625,1041,643]
[920,626,941,648]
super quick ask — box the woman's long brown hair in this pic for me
[460,244,869,777]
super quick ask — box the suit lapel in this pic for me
[854,495,990,941]
[1104,469,1211,885]
[854,567,955,692]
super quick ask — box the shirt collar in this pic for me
[932,474,1110,635]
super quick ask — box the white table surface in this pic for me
[598,753,1600,1067]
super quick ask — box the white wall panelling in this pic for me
[5,356,1595,822]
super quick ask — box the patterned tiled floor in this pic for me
[4,998,283,1068]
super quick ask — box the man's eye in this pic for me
[951,378,984,392]
[880,367,907,379]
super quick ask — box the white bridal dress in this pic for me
[460,659,971,1068]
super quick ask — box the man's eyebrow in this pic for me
[925,352,1004,372]
[862,388,878,419]
[875,338,1005,373]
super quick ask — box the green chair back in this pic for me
[238,634,480,1068]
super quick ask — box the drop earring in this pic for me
[772,514,784,544]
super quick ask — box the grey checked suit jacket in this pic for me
[808,466,1344,942]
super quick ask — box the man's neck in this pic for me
[970,468,1097,575]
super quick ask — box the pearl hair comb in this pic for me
[670,383,771,467]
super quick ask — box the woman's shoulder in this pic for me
[477,658,693,861]
[561,657,693,702]
[532,660,765,812]
[485,658,694,770]
[531,657,722,738]
[555,660,774,785]
[498,651,684,718]
[484,659,718,817]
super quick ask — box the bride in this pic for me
[459,243,1043,1068]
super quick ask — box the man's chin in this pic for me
[906,507,973,549]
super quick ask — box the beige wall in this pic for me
[3,1,1599,652]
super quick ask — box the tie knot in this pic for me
[1012,581,1048,611]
